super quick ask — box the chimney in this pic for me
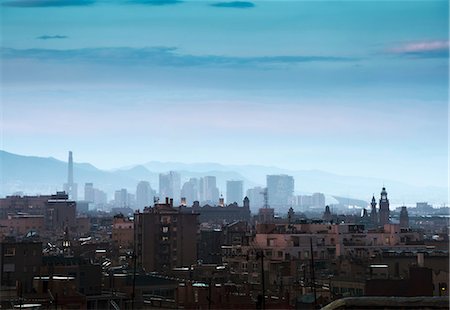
[165,197,169,205]
[181,197,187,206]
[170,198,173,207]
[417,252,425,267]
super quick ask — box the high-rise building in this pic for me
[159,171,181,203]
[226,180,243,205]
[312,193,326,208]
[134,198,198,272]
[63,151,78,200]
[297,193,325,209]
[84,183,94,202]
[136,181,155,209]
[266,174,294,209]
[114,188,128,208]
[379,187,390,226]
[199,176,219,204]
[246,186,264,210]
[181,178,199,205]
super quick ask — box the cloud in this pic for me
[388,40,449,58]
[1,46,357,68]
[127,0,182,5]
[2,0,94,7]
[211,1,254,8]
[36,35,68,40]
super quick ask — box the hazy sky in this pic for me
[1,0,448,188]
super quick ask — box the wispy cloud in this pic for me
[1,46,357,68]
[2,0,94,7]
[36,35,68,40]
[388,40,449,58]
[211,1,254,8]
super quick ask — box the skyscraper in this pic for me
[159,171,181,203]
[266,174,294,209]
[84,182,94,202]
[181,178,199,205]
[226,180,243,204]
[136,181,155,209]
[114,188,128,208]
[63,151,78,200]
[199,176,219,204]
[246,186,264,210]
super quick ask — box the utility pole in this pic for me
[310,237,317,308]
[256,250,266,310]
[132,250,137,309]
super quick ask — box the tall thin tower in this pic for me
[63,151,78,200]
[68,151,74,186]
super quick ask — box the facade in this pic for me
[181,178,199,205]
[370,195,378,226]
[0,215,45,236]
[266,174,294,210]
[199,176,219,204]
[0,239,42,293]
[379,187,390,226]
[191,197,251,224]
[399,206,409,228]
[134,198,199,272]
[226,180,244,205]
[112,214,134,250]
[159,171,181,204]
[84,182,94,202]
[136,181,155,209]
[46,192,77,233]
[246,186,264,210]
[114,188,128,208]
[297,192,326,209]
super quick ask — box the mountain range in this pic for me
[0,150,447,206]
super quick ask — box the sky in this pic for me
[0,0,448,188]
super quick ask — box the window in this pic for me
[277,251,283,258]
[162,226,169,233]
[5,248,15,256]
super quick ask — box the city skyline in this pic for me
[1,1,448,190]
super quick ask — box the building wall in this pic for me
[135,201,199,272]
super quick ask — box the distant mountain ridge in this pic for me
[0,150,447,205]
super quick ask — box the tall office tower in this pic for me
[181,178,199,205]
[399,206,409,228]
[136,181,155,209]
[370,195,378,226]
[199,176,219,204]
[226,180,243,205]
[312,193,326,208]
[159,171,181,203]
[246,186,264,209]
[379,187,390,226]
[114,188,128,207]
[266,174,294,209]
[134,198,198,272]
[94,189,108,205]
[63,151,78,200]
[84,183,95,202]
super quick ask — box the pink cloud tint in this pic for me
[390,40,449,53]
